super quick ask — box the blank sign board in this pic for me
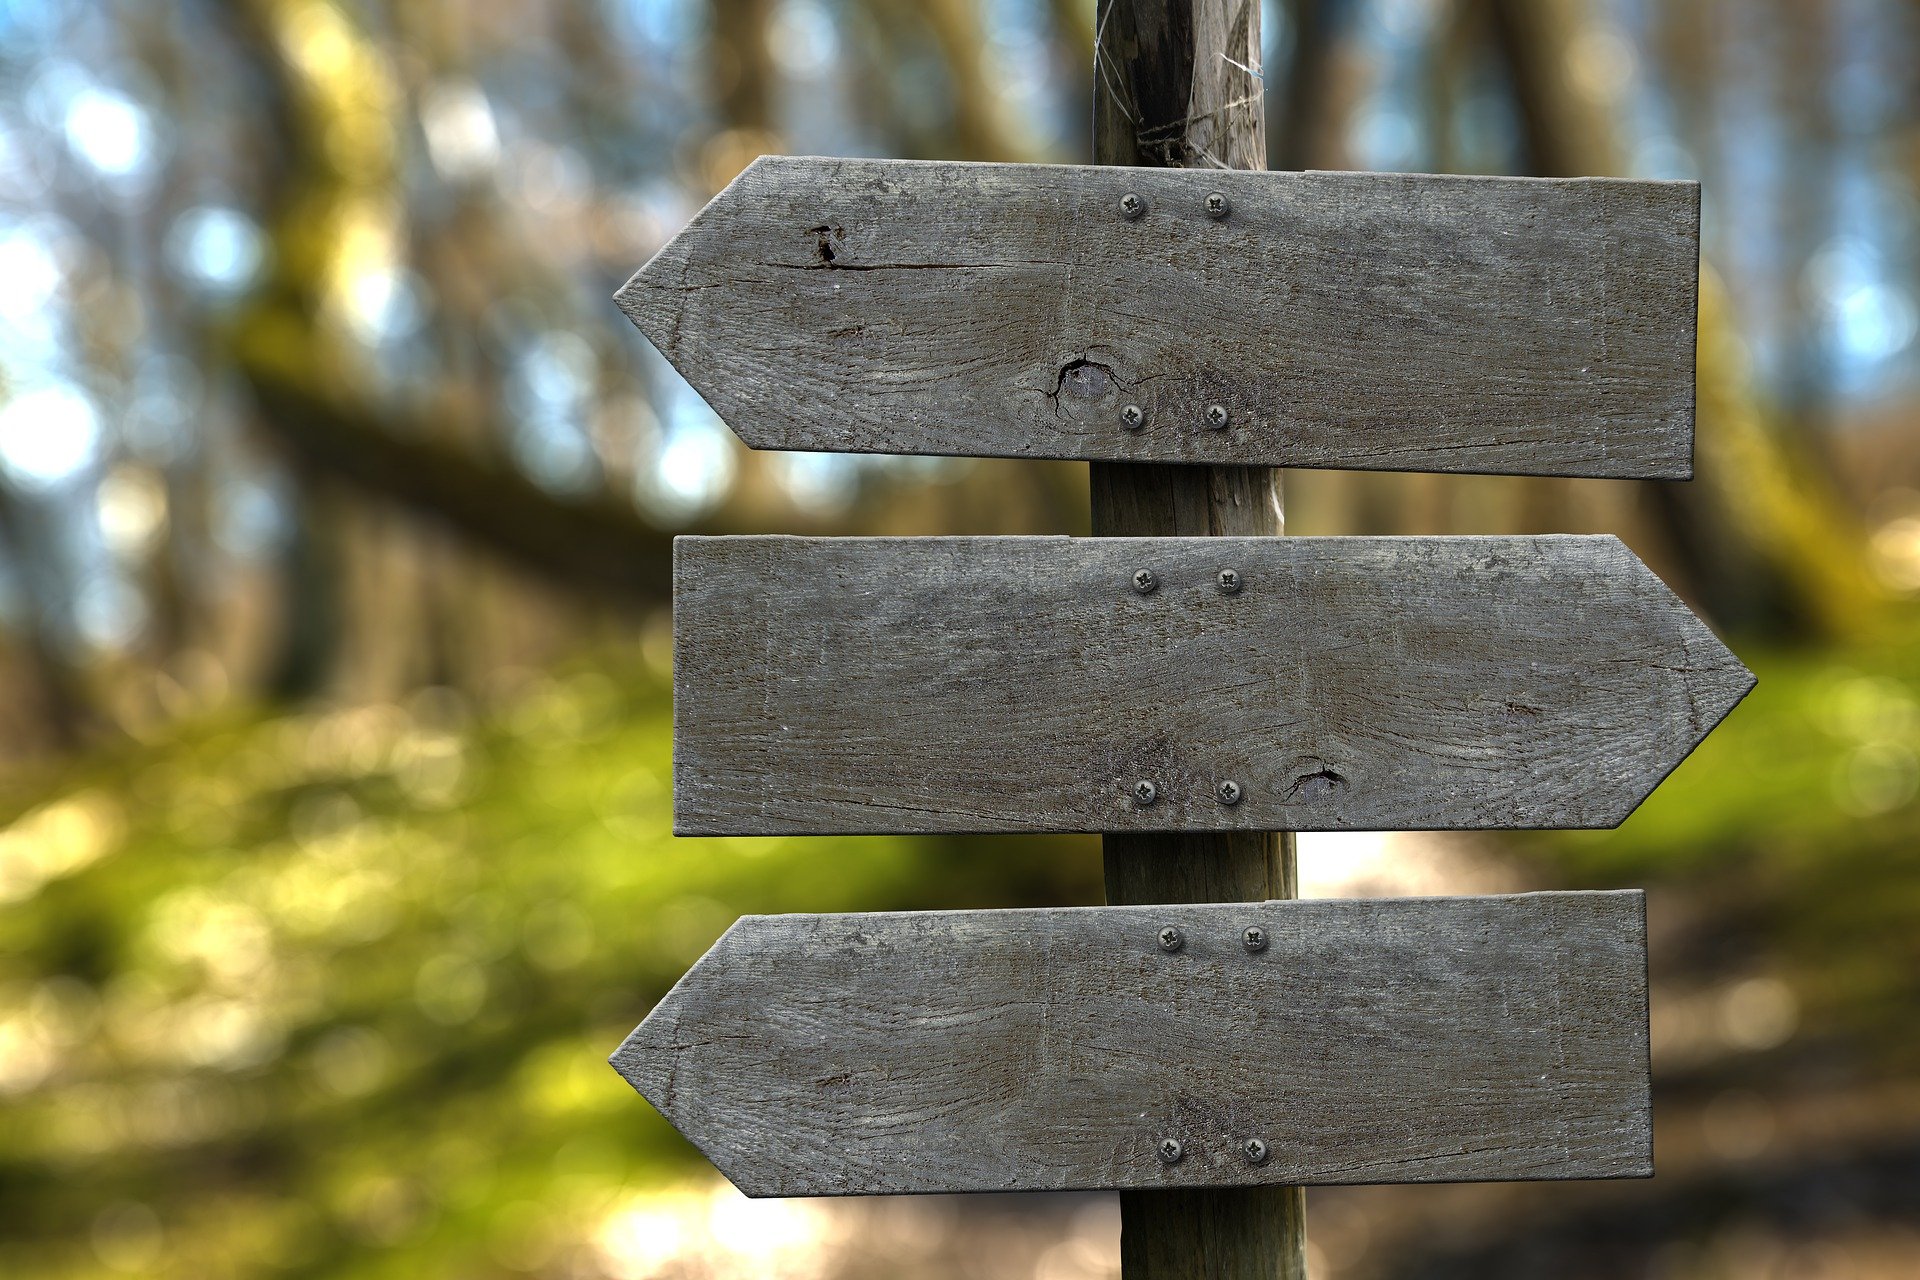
[671,534,1752,835]
[619,157,1699,477]
[614,892,1653,1196]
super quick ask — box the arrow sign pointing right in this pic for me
[672,534,1753,835]
[617,157,1699,478]
[613,893,1652,1196]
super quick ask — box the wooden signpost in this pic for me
[672,534,1751,836]
[608,2,1748,1276]
[617,157,1699,479]
[614,893,1653,1197]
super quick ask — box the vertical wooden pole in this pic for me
[1091,3,1307,1277]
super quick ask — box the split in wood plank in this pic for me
[619,157,1700,479]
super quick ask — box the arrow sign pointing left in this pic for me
[613,893,1652,1196]
[617,157,1699,479]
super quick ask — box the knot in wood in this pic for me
[1057,359,1113,401]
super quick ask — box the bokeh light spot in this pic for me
[166,205,266,295]
[0,383,102,489]
[64,86,154,179]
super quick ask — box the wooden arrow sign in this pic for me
[672,534,1752,835]
[617,157,1699,479]
[613,892,1651,1196]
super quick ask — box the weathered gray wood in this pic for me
[672,534,1752,835]
[616,157,1699,479]
[611,892,1653,1196]
[1094,2,1304,1270]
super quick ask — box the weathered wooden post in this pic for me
[606,10,1748,1280]
[1090,4,1299,1272]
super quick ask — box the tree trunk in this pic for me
[1484,0,1879,638]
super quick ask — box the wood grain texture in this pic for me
[671,534,1753,835]
[615,157,1700,479]
[1094,2,1302,1268]
[1093,0,1265,171]
[611,892,1653,1196]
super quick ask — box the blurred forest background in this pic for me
[2,0,1918,1277]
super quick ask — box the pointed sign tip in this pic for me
[1716,661,1760,738]
[611,1013,698,1149]
[607,1025,657,1096]
[607,899,1653,1195]
[675,536,1753,834]
[1596,635,1755,829]
[609,976,778,1201]
[613,266,671,345]
[607,159,1700,474]
[614,150,779,327]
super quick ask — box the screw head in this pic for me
[1157,924,1184,952]
[1243,1137,1270,1165]
[1133,779,1159,807]
[1205,403,1230,430]
[1216,567,1242,595]
[1120,403,1145,430]
[1242,924,1268,953]
[1119,192,1146,220]
[1158,1137,1185,1165]
[1131,568,1158,595]
[1205,191,1230,220]
[1217,779,1243,806]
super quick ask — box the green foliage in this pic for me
[8,625,1920,1276]
[0,652,1097,1278]
[1525,619,1920,1075]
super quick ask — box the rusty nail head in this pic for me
[1205,404,1230,429]
[1121,403,1145,430]
[1217,779,1243,806]
[1205,191,1229,219]
[1217,568,1242,594]
[1132,568,1158,595]
[1157,924,1183,952]
[1158,1137,1185,1165]
[1244,1137,1270,1165]
[1133,779,1159,807]
[1242,924,1267,953]
[1120,192,1145,220]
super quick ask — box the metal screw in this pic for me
[1217,779,1243,806]
[1157,924,1184,953]
[1132,568,1158,595]
[1216,567,1242,595]
[1205,404,1230,430]
[1205,191,1230,220]
[1158,1137,1185,1165]
[1133,780,1159,807]
[1242,924,1267,953]
[1119,192,1146,220]
[1243,1137,1271,1165]
[1120,403,1145,430]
